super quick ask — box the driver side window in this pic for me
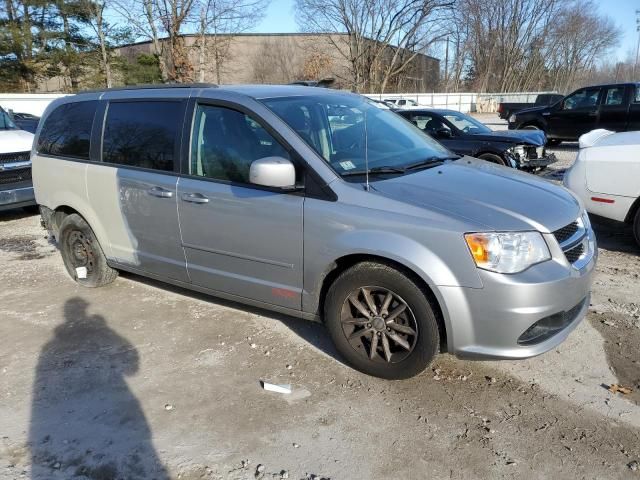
[563,88,600,110]
[191,104,290,183]
[410,114,450,136]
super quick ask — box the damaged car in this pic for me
[398,108,556,171]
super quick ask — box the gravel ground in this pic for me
[0,118,639,479]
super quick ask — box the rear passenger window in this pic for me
[190,104,290,183]
[603,87,624,106]
[37,101,97,159]
[102,101,182,172]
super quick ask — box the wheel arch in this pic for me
[624,196,640,224]
[49,203,113,259]
[316,253,449,353]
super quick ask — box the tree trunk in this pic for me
[95,5,113,88]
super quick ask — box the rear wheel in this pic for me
[633,208,640,248]
[478,152,507,166]
[324,261,439,379]
[58,213,118,287]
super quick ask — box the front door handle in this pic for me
[147,186,174,198]
[181,192,209,204]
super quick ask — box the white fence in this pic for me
[0,93,68,116]
[0,91,559,117]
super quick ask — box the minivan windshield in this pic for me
[0,108,18,130]
[262,94,455,179]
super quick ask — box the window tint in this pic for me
[37,101,97,159]
[563,88,600,110]
[604,87,625,106]
[191,104,290,183]
[103,101,181,171]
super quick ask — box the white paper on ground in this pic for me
[76,266,88,279]
[261,381,292,394]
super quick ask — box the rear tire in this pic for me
[58,213,118,287]
[478,153,507,166]
[324,261,439,379]
[633,208,640,248]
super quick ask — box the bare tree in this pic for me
[195,0,268,83]
[112,0,170,81]
[295,0,454,92]
[251,37,299,83]
[156,0,197,81]
[445,0,620,93]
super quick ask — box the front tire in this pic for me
[478,152,508,166]
[324,262,439,379]
[58,213,118,287]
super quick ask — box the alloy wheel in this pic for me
[339,286,418,363]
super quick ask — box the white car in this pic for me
[563,129,640,246]
[384,98,419,107]
[0,107,36,211]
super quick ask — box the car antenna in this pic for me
[364,108,370,191]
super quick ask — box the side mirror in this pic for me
[435,128,452,138]
[250,156,296,188]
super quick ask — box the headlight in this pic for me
[464,232,551,274]
[508,114,516,123]
[509,145,526,160]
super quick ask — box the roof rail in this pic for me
[79,82,218,94]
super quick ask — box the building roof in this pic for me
[116,33,440,62]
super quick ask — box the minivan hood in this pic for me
[469,129,545,145]
[371,157,580,232]
[0,129,34,154]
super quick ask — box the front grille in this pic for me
[0,167,32,185]
[564,243,585,263]
[553,221,579,244]
[0,151,30,164]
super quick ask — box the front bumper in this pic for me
[522,153,557,168]
[0,185,35,211]
[437,228,597,359]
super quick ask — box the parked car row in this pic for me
[28,84,596,380]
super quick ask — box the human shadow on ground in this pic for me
[29,297,169,480]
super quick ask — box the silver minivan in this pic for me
[33,85,596,379]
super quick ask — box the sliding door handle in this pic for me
[181,192,209,204]
[147,186,174,198]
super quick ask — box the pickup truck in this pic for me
[497,93,563,120]
[0,106,36,212]
[508,83,640,145]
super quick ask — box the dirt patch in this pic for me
[589,311,640,405]
[0,235,47,260]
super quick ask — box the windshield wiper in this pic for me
[340,165,406,177]
[403,155,459,171]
